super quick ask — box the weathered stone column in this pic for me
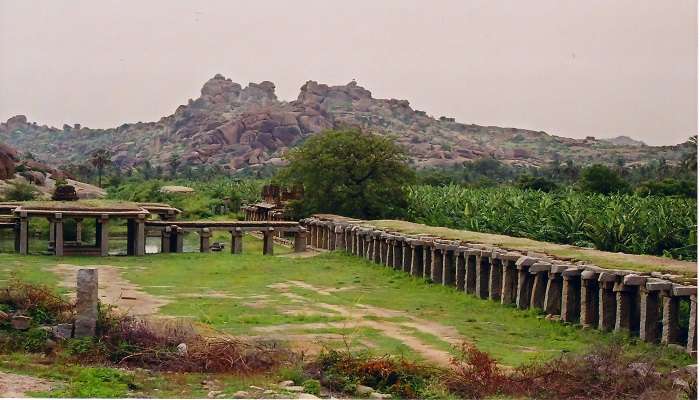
[639,279,671,343]
[98,214,110,256]
[455,247,468,292]
[401,238,411,273]
[48,218,55,245]
[436,242,455,286]
[488,251,503,301]
[529,262,552,310]
[75,268,98,338]
[262,227,274,255]
[230,228,243,254]
[613,274,643,334]
[199,228,211,253]
[408,239,424,277]
[561,267,582,323]
[465,249,479,295]
[308,222,317,248]
[661,291,681,345]
[294,228,307,253]
[544,265,566,315]
[135,214,146,256]
[381,234,392,266]
[597,272,617,331]
[580,269,600,328]
[334,225,345,251]
[160,226,171,254]
[422,240,433,280]
[393,237,404,270]
[54,213,64,257]
[475,250,490,299]
[500,253,520,305]
[430,244,443,284]
[174,226,184,253]
[18,212,28,255]
[373,231,384,264]
[364,231,373,260]
[688,294,697,356]
[74,218,83,243]
[515,256,537,309]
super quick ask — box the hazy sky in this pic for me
[0,0,696,145]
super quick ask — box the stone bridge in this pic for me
[301,215,698,357]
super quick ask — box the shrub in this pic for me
[2,181,38,201]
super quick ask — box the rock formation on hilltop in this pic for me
[0,75,690,172]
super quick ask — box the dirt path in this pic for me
[50,264,170,316]
[0,371,54,397]
[259,280,466,366]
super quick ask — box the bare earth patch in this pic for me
[0,371,54,397]
[50,264,170,316]
[257,280,465,366]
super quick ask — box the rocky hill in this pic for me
[0,75,691,172]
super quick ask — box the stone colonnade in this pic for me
[301,216,697,357]
[243,205,286,222]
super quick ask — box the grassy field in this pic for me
[0,234,693,397]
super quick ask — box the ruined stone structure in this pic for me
[302,215,698,357]
[243,184,303,222]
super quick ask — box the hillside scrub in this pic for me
[405,185,697,261]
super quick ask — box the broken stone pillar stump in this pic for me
[529,262,552,310]
[75,268,98,338]
[475,251,490,299]
[488,254,502,301]
[294,229,307,253]
[200,228,211,253]
[544,265,566,315]
[230,228,243,254]
[54,213,64,257]
[580,270,600,328]
[561,267,582,323]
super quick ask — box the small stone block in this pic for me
[515,256,538,268]
[529,262,552,274]
[550,264,570,274]
[623,274,647,286]
[646,279,673,292]
[598,272,617,282]
[581,270,598,280]
[562,267,583,277]
[672,286,697,297]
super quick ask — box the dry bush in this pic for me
[443,343,693,400]
[0,278,74,324]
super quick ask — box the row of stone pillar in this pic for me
[242,206,285,221]
[301,217,697,356]
[159,225,308,255]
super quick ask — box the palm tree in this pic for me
[90,149,111,187]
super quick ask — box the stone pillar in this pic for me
[161,226,171,254]
[430,245,443,284]
[515,256,537,309]
[661,293,680,344]
[393,237,403,270]
[688,294,697,356]
[334,225,345,251]
[96,215,109,256]
[373,232,384,264]
[488,254,502,301]
[441,244,457,286]
[598,273,617,331]
[580,270,600,328]
[500,253,520,305]
[614,274,646,334]
[294,229,307,253]
[75,218,83,243]
[475,251,490,299]
[381,235,392,266]
[639,279,670,343]
[422,241,433,280]
[48,218,55,244]
[18,212,28,255]
[401,239,411,273]
[199,228,211,253]
[408,240,424,277]
[231,228,243,254]
[262,228,274,255]
[75,268,98,338]
[561,267,582,323]
[465,250,478,295]
[529,262,552,310]
[544,265,566,315]
[174,226,184,253]
[135,214,146,256]
[309,222,318,248]
[455,247,467,292]
[54,213,64,257]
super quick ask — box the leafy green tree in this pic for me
[276,129,415,219]
[578,164,628,194]
[517,175,558,192]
